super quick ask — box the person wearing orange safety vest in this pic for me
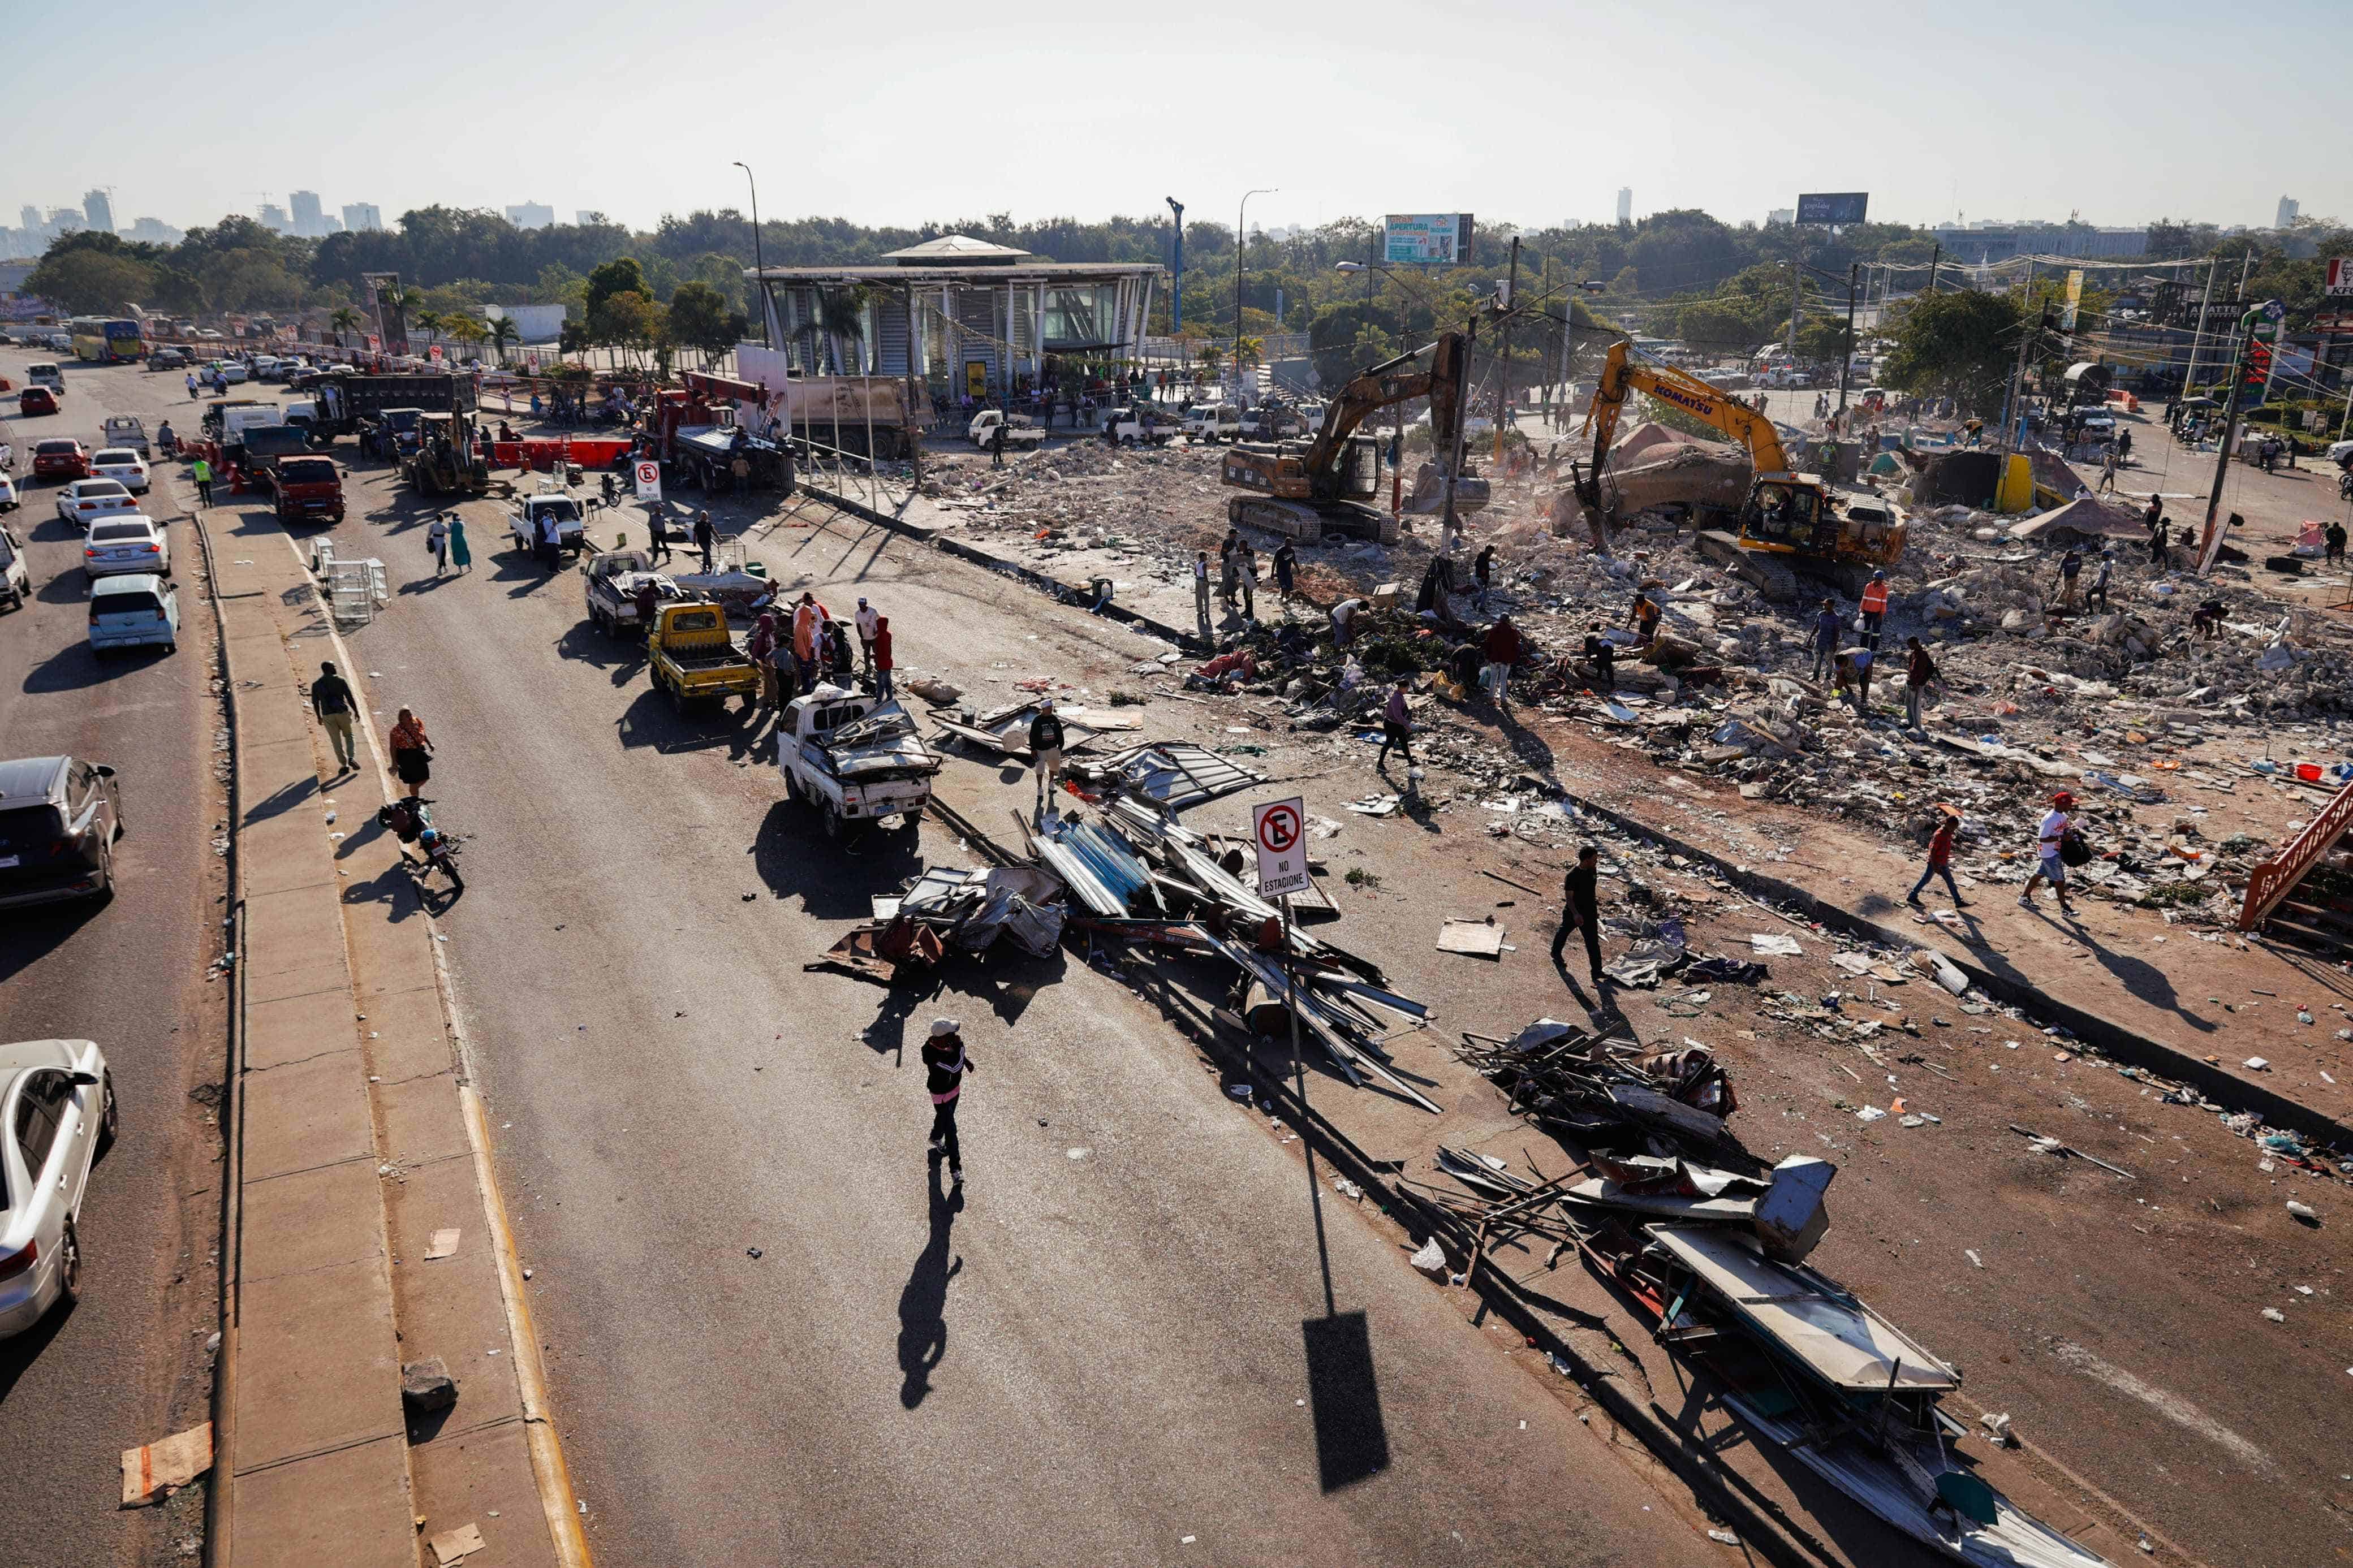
[1858,569,1890,647]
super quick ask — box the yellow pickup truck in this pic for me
[647,601,760,713]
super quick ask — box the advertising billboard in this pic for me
[1795,193,1869,226]
[2328,257,2352,297]
[1384,214,1475,265]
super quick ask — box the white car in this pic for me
[0,473,17,513]
[55,478,139,526]
[89,448,150,495]
[82,517,169,580]
[0,1040,115,1337]
[211,361,248,385]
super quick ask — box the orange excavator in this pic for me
[1220,331,1487,544]
[1570,340,1903,593]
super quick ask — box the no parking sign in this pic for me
[1252,797,1309,899]
[633,460,662,502]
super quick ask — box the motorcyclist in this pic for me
[156,422,176,457]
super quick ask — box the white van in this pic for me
[0,524,27,611]
[87,571,179,654]
[25,362,63,395]
[1184,404,1240,443]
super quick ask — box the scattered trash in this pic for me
[424,1227,460,1261]
[2287,1200,2319,1225]
[1979,1411,2013,1446]
[428,1522,487,1566]
[1749,931,1804,957]
[120,1423,212,1507]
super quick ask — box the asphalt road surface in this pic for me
[272,442,1729,1565]
[0,354,225,1563]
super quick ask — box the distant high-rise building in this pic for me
[1616,187,1632,224]
[127,217,183,245]
[342,202,382,233]
[1767,208,1794,227]
[506,201,555,231]
[83,189,115,235]
[290,190,325,237]
[18,206,38,235]
[2276,196,2299,229]
[48,208,81,236]
[320,214,343,234]
[258,203,291,235]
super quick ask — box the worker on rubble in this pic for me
[1581,625,1616,690]
[2084,551,2114,611]
[1193,551,1213,643]
[1330,596,1366,650]
[1473,544,1496,614]
[1858,570,1890,644]
[2326,520,2347,567]
[2056,548,2084,609]
[1272,540,1298,603]
[2020,791,2080,916]
[1809,598,1842,683]
[1377,679,1414,767]
[1906,805,1969,909]
[2191,598,2225,639]
[1630,591,1662,649]
[1549,844,1606,991]
[1902,636,1938,732]
[1834,645,1874,714]
[1481,616,1524,712]
[1029,699,1067,817]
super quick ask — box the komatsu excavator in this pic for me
[1220,332,1488,543]
[1568,340,1903,595]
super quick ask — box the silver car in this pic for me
[82,517,170,581]
[0,1039,115,1337]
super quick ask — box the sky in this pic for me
[11,0,2350,242]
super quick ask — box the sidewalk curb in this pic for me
[1554,788,2352,1150]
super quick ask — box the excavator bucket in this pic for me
[1404,463,1490,517]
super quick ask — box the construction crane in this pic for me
[1568,340,1904,593]
[1220,331,1487,545]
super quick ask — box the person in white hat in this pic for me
[922,1020,973,1183]
[854,596,878,676]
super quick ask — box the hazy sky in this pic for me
[14,1,2348,240]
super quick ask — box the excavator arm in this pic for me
[1572,340,1791,510]
[1298,330,1471,479]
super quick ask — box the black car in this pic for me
[0,757,123,908]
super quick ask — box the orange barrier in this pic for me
[492,438,631,471]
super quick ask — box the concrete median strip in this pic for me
[195,489,590,1568]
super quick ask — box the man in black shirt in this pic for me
[1550,844,1605,988]
[1029,699,1066,818]
[309,660,359,775]
[922,1019,973,1183]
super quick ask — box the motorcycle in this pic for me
[600,470,619,507]
[377,798,465,890]
[2339,469,2352,503]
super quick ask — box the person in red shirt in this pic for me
[1482,616,1524,712]
[870,615,895,701]
[1906,804,1968,908]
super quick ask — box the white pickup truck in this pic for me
[1183,404,1240,442]
[968,409,1048,449]
[580,549,677,636]
[507,486,588,555]
[778,688,942,841]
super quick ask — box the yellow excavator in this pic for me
[1221,331,1487,544]
[1569,340,1903,594]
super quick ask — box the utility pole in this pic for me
[2001,261,2037,453]
[2180,256,2216,402]
[1235,188,1277,399]
[1835,261,1859,421]
[1926,242,1940,295]
[1787,252,1803,353]
[732,163,769,348]
[1442,315,1477,546]
[1166,198,1185,332]
[1493,234,1520,461]
[2197,305,2259,573]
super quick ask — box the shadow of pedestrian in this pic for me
[896,1170,963,1410]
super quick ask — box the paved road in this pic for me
[277,444,1726,1565]
[0,355,225,1563]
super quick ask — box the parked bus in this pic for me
[68,316,145,364]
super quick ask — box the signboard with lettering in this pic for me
[1251,797,1310,899]
[1384,214,1475,265]
[1795,192,1869,226]
[634,460,662,502]
[2327,258,2351,297]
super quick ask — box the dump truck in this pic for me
[1566,340,1904,597]
[310,373,477,444]
[777,688,940,841]
[269,454,346,526]
[646,599,760,713]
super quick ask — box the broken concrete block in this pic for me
[401,1358,459,1414]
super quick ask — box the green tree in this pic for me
[25,249,156,314]
[665,281,745,365]
[1881,288,2024,412]
[484,314,521,365]
[329,306,362,347]
[591,290,663,366]
[584,257,650,321]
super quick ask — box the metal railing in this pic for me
[2239,775,2353,932]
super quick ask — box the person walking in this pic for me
[1549,844,1606,989]
[192,456,213,508]
[1236,538,1257,620]
[1902,636,1938,732]
[855,597,879,675]
[693,510,717,576]
[1272,539,1298,602]
[1473,543,1496,614]
[2019,791,2079,915]
[2327,520,2347,567]
[184,371,198,400]
[1482,615,1523,712]
[1377,678,1413,766]
[748,611,781,710]
[1858,569,1890,644]
[922,1018,973,1185]
[310,660,360,776]
[1809,597,1841,682]
[387,708,433,800]
[646,508,673,564]
[792,592,822,688]
[2056,547,2083,608]
[1906,804,1969,908]
[426,513,451,576]
[2149,517,2170,567]
[1217,533,1240,614]
[1029,699,1066,817]
[446,517,472,574]
[1192,550,1213,644]
[2084,550,2113,610]
[989,417,1009,469]
[870,616,895,701]
[2096,445,2119,494]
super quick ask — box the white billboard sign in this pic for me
[1384,214,1474,266]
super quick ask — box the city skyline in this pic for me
[2,1,2345,245]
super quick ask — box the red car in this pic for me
[31,440,88,482]
[18,386,58,417]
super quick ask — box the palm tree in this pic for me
[329,306,361,349]
[817,286,868,375]
[484,314,521,367]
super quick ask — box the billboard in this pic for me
[2328,257,2352,297]
[1795,192,1868,226]
[1384,214,1475,265]
[2061,269,2084,336]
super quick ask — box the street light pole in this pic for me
[732,162,770,349]
[1166,197,1185,333]
[1236,187,1276,394]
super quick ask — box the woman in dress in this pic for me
[447,517,472,574]
[387,708,433,798]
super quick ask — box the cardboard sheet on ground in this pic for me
[1437,919,1507,957]
[121,1422,212,1506]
